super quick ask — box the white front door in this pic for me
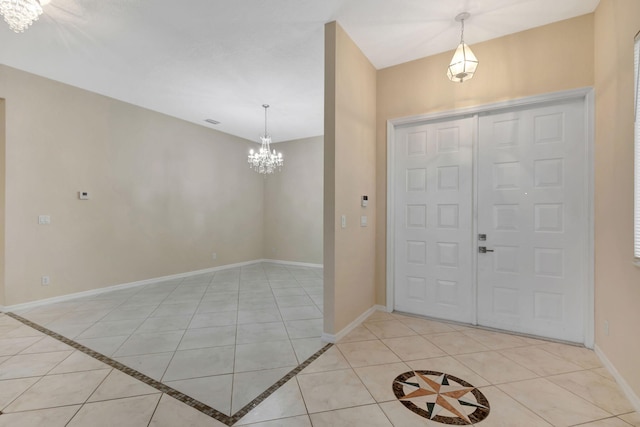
[392,96,589,343]
[476,100,587,342]
[393,117,474,323]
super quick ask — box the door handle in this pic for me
[478,246,494,253]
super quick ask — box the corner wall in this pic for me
[0,99,5,307]
[0,65,265,306]
[594,0,640,402]
[264,135,323,264]
[324,22,377,335]
[375,14,595,305]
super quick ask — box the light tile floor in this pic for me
[0,269,638,426]
[8,262,324,417]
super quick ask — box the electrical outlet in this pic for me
[212,252,217,260]
[41,276,50,286]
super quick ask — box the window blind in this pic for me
[634,34,640,259]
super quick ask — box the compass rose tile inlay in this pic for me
[393,370,490,425]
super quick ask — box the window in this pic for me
[635,33,640,261]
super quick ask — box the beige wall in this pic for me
[375,14,595,303]
[264,135,323,264]
[0,99,5,307]
[0,65,265,306]
[324,22,377,334]
[594,0,640,400]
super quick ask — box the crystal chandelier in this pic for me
[248,104,283,174]
[447,12,479,83]
[0,0,43,33]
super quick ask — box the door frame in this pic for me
[385,87,595,347]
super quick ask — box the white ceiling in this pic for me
[0,0,599,142]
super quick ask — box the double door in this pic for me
[393,98,588,342]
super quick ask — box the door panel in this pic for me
[392,98,588,343]
[476,100,587,342]
[394,117,474,323]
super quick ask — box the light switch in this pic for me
[38,215,51,225]
[341,215,346,229]
[360,215,367,227]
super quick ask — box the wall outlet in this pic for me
[41,276,50,286]
[604,320,609,336]
[38,215,51,225]
[212,252,217,260]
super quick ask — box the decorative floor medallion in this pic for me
[393,370,490,425]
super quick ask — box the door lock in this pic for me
[478,234,487,241]
[478,246,494,253]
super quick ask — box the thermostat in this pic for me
[361,195,368,207]
[78,191,90,200]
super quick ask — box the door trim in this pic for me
[385,87,595,346]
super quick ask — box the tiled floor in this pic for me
[8,262,324,418]
[0,266,638,426]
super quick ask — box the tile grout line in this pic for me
[3,311,238,425]
[3,310,332,426]
[273,266,302,363]
[0,332,107,421]
[86,282,174,359]
[146,391,165,427]
[228,270,242,416]
[0,343,47,415]
[228,343,332,425]
[156,275,213,387]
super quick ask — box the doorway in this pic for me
[387,90,593,344]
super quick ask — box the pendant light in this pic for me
[447,12,479,83]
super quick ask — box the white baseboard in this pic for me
[2,258,325,313]
[594,344,640,412]
[322,304,388,343]
[2,259,264,313]
[261,259,323,269]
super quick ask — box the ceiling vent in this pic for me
[204,119,220,125]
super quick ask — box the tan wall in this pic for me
[264,135,323,264]
[594,0,640,399]
[324,22,377,334]
[375,15,595,303]
[0,99,5,307]
[0,65,265,306]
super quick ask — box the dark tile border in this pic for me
[4,311,332,426]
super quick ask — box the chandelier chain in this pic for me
[263,104,269,136]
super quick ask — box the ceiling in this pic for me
[0,0,599,142]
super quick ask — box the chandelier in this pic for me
[447,12,479,83]
[0,0,43,33]
[248,104,283,174]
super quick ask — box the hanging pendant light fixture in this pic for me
[0,0,44,33]
[247,104,283,175]
[447,12,479,83]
